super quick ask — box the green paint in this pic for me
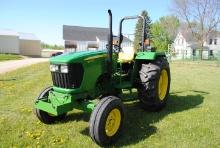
[35,100,58,115]
[35,90,96,115]
[35,91,73,115]
[53,86,81,94]
[51,50,113,97]
[50,50,108,64]
[35,49,167,116]
[115,81,132,89]
[135,52,156,60]
[73,100,96,113]
[135,51,166,60]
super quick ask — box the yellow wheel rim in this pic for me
[105,108,121,137]
[158,69,169,100]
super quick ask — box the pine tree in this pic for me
[133,10,151,52]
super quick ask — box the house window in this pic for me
[192,49,196,56]
[209,39,213,45]
[182,39,184,45]
[210,50,213,56]
[214,39,217,45]
[176,50,179,54]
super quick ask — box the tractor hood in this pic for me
[50,50,108,64]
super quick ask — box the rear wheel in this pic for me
[35,86,66,124]
[138,57,171,111]
[89,96,124,146]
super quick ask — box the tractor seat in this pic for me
[118,47,135,63]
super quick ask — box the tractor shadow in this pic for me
[66,90,206,147]
[0,78,17,81]
[113,91,206,147]
[63,112,90,122]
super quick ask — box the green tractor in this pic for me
[34,10,171,146]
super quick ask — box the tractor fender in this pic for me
[135,52,166,60]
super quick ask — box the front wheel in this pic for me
[34,86,66,124]
[89,96,124,146]
[138,57,171,111]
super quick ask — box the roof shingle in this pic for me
[63,25,109,41]
[63,25,132,42]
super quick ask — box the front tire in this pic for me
[89,96,124,146]
[35,86,66,124]
[138,57,171,111]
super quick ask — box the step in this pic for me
[115,81,132,89]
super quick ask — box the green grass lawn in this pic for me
[0,62,220,147]
[0,54,23,61]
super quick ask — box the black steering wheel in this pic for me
[113,44,121,53]
[106,44,121,53]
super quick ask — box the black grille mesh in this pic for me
[51,63,83,89]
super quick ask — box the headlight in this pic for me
[60,65,68,73]
[50,65,59,72]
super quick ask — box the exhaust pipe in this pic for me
[108,9,113,75]
[118,15,146,52]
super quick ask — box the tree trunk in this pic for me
[200,41,204,60]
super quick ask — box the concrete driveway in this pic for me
[0,57,49,74]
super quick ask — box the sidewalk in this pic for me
[0,57,49,74]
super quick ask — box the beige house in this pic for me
[0,30,19,54]
[19,33,41,56]
[0,29,41,56]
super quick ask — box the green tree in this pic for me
[133,10,151,51]
[151,21,171,52]
[41,42,64,50]
[172,0,220,59]
[151,15,179,52]
[159,15,179,41]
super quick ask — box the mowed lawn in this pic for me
[0,62,220,147]
[0,54,22,61]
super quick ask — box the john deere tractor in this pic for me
[34,10,170,146]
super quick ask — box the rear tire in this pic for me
[89,96,124,146]
[35,86,66,124]
[138,57,171,111]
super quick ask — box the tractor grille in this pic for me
[51,63,84,89]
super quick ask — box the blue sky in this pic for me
[0,0,172,45]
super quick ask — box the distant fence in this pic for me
[166,50,220,67]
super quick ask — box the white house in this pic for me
[0,29,41,56]
[63,25,132,52]
[172,28,220,59]
[205,31,220,57]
